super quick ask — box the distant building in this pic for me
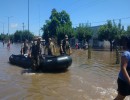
[70,25,110,49]
[90,25,110,49]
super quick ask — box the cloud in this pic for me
[11,23,18,28]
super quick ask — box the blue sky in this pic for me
[0,0,130,36]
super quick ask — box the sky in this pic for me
[0,0,130,36]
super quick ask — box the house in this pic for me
[70,25,110,49]
[90,25,110,49]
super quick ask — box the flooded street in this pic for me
[0,42,129,100]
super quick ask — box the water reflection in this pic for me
[0,42,130,100]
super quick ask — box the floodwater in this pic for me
[0,42,130,100]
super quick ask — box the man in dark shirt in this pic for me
[21,39,29,55]
[31,38,42,70]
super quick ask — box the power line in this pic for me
[72,16,130,27]
[92,16,130,24]
[67,0,130,27]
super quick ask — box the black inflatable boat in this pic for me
[9,54,72,71]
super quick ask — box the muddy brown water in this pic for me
[0,42,130,100]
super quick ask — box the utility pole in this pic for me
[28,0,30,40]
[8,17,9,35]
[38,4,41,36]
[3,23,4,34]
[22,23,25,31]
[7,16,13,35]
[21,23,25,42]
[0,22,4,34]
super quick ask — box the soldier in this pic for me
[45,38,56,56]
[41,39,46,55]
[60,35,71,55]
[21,39,29,55]
[31,37,42,70]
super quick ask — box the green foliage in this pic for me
[9,34,14,42]
[98,20,126,51]
[119,25,130,45]
[0,30,34,42]
[0,33,12,41]
[98,20,126,42]
[14,30,34,42]
[41,8,72,44]
[126,26,130,37]
[115,20,125,41]
[98,20,117,41]
[75,23,93,42]
[0,33,6,40]
[57,24,74,44]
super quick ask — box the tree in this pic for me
[0,33,10,41]
[14,30,34,42]
[57,24,74,44]
[115,19,125,46]
[119,26,130,45]
[98,20,124,51]
[41,8,72,44]
[75,23,93,43]
[9,34,14,42]
[0,33,6,41]
[126,26,130,36]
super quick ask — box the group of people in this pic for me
[2,40,11,48]
[20,35,71,70]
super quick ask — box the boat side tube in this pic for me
[40,55,72,70]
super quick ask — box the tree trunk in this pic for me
[109,41,113,52]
